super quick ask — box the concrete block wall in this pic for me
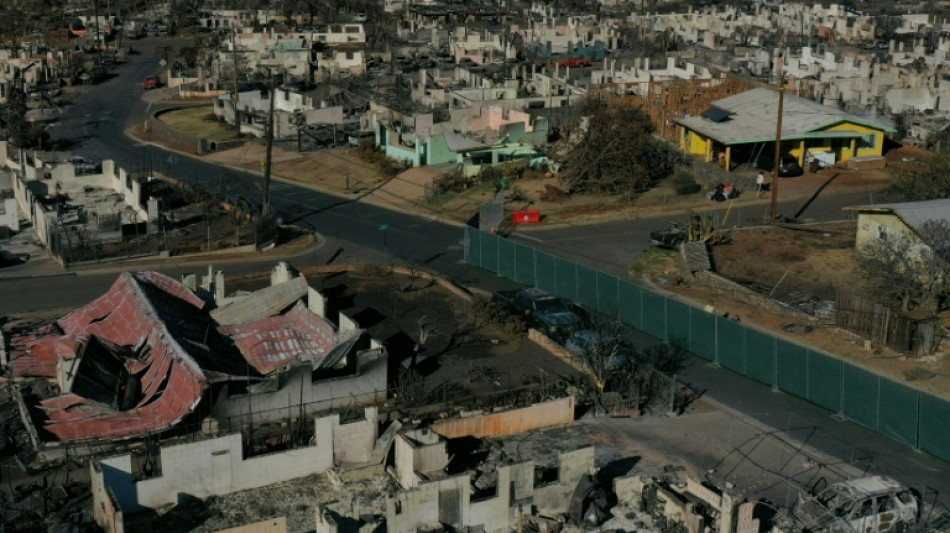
[209,351,387,423]
[0,330,7,366]
[614,474,648,504]
[655,484,704,533]
[387,475,472,533]
[308,287,326,317]
[91,407,380,526]
[387,447,595,533]
[10,170,32,217]
[469,463,517,530]
[430,396,575,439]
[110,164,147,221]
[329,406,378,464]
[0,198,17,232]
[91,462,126,533]
[339,312,358,333]
[533,446,595,517]
[32,202,55,249]
[394,434,421,489]
[395,430,449,489]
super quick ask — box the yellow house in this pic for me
[844,199,950,256]
[675,87,894,171]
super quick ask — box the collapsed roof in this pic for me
[7,270,355,443]
[8,272,211,442]
[220,301,341,375]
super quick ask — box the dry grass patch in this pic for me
[159,106,238,141]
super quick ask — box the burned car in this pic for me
[790,476,918,533]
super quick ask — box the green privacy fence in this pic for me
[464,227,950,462]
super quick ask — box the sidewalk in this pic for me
[186,139,901,229]
[0,231,323,280]
[129,97,920,231]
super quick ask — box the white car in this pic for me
[791,476,919,533]
[354,13,368,22]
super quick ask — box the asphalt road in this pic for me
[20,36,870,301]
[4,38,948,507]
[48,40,462,271]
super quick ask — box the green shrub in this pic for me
[671,170,701,195]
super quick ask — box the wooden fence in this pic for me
[835,291,937,355]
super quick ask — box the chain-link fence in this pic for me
[463,226,950,463]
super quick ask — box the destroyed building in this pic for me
[89,400,600,533]
[375,105,550,173]
[2,263,386,448]
[388,428,601,533]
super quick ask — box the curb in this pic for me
[123,128,470,228]
[124,100,883,233]
[0,232,325,280]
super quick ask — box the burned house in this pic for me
[3,263,386,448]
[388,432,600,533]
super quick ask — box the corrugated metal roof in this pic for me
[847,198,950,232]
[676,87,894,145]
[211,276,309,325]
[9,272,210,443]
[219,301,339,374]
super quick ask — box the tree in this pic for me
[857,219,950,312]
[170,0,203,34]
[569,326,629,395]
[0,88,49,149]
[557,99,682,197]
[281,0,320,25]
[570,321,694,415]
[884,152,950,201]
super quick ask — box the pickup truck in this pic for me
[495,288,582,342]
[650,222,686,248]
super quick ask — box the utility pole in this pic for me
[231,27,240,128]
[262,71,275,217]
[771,73,785,223]
[93,0,103,64]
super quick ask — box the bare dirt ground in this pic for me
[639,222,950,399]
[225,266,584,407]
[133,115,929,226]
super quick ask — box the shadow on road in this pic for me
[793,172,840,220]
[0,251,30,268]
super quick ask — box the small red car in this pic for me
[143,75,160,89]
[557,58,591,68]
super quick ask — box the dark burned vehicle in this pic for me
[650,222,686,248]
[789,476,918,533]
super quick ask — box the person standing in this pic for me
[756,171,765,198]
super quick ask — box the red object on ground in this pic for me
[557,58,591,68]
[512,210,541,224]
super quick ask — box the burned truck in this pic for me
[789,476,918,533]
